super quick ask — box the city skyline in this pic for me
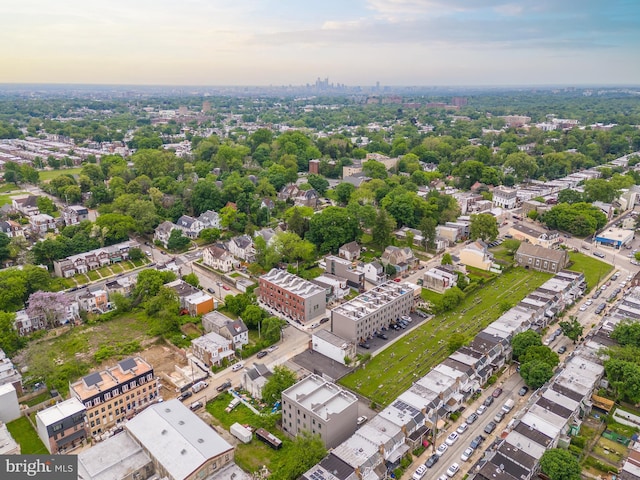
[1,0,639,87]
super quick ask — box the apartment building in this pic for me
[330,281,414,343]
[36,398,88,453]
[282,374,358,449]
[69,357,158,437]
[258,269,326,324]
[492,186,518,209]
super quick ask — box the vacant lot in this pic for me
[340,267,552,406]
[39,167,83,182]
[568,251,613,289]
[6,416,48,454]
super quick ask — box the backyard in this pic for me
[6,416,48,454]
[340,267,553,406]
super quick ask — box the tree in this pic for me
[241,304,265,329]
[128,247,144,262]
[441,253,453,265]
[182,273,200,289]
[371,209,396,248]
[539,449,581,480]
[502,239,521,256]
[559,317,584,343]
[167,229,190,251]
[419,217,437,250]
[26,291,71,329]
[224,293,253,317]
[441,286,464,311]
[0,311,24,356]
[511,330,542,361]
[334,182,355,205]
[362,160,388,179]
[520,359,554,389]
[448,333,466,353]
[384,262,397,277]
[261,365,297,405]
[307,174,329,195]
[262,316,285,344]
[133,269,176,305]
[286,207,310,239]
[520,346,559,368]
[611,319,640,347]
[469,213,498,242]
[271,431,327,480]
[307,207,359,254]
[199,228,221,243]
[0,232,10,264]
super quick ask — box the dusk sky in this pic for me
[1,0,639,86]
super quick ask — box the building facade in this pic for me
[191,332,234,367]
[330,281,414,343]
[69,357,158,437]
[492,186,518,209]
[202,245,239,273]
[515,243,569,273]
[259,269,326,324]
[324,255,365,291]
[36,398,88,453]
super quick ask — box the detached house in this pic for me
[197,210,221,230]
[295,188,319,208]
[175,215,204,239]
[0,220,24,238]
[12,195,39,216]
[229,235,255,262]
[278,184,301,202]
[191,332,234,368]
[201,311,249,349]
[154,221,175,247]
[381,246,419,272]
[202,245,239,273]
[363,261,387,285]
[29,214,57,235]
[423,266,458,293]
[339,242,361,261]
[62,205,89,226]
[164,279,214,316]
[241,364,272,400]
[459,240,494,271]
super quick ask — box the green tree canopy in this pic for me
[539,449,581,480]
[307,207,359,254]
[559,317,584,344]
[261,365,298,405]
[469,213,499,242]
[520,359,554,389]
[511,330,542,361]
[271,431,327,480]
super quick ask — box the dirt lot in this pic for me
[136,342,189,399]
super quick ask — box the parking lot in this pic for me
[356,311,431,355]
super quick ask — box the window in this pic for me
[52,423,63,432]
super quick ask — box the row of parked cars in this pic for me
[413,389,514,480]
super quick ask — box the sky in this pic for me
[1,0,639,86]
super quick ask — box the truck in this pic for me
[501,399,515,413]
[230,423,253,444]
[225,397,241,413]
[192,381,208,393]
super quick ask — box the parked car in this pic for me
[177,391,193,401]
[231,362,244,372]
[461,447,474,462]
[436,444,449,456]
[256,351,268,359]
[207,287,215,294]
[425,454,440,468]
[484,421,497,434]
[320,317,330,324]
[493,411,505,423]
[412,465,428,480]
[558,345,567,354]
[445,432,459,446]
[483,396,494,407]
[357,415,368,425]
[216,381,232,392]
[446,463,460,477]
[594,252,606,258]
[518,386,529,396]
[358,342,371,349]
[491,388,503,398]
[470,435,485,449]
[456,423,469,435]
[267,345,279,352]
[466,413,478,424]
[476,405,487,416]
[376,332,388,340]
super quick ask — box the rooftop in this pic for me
[36,398,85,427]
[77,431,151,480]
[260,269,326,298]
[283,374,357,420]
[71,357,153,401]
[331,281,411,322]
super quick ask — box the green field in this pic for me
[6,416,48,454]
[568,252,613,289]
[340,268,553,406]
[39,167,83,182]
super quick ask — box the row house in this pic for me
[29,213,57,235]
[53,241,137,277]
[0,220,24,238]
[77,289,108,314]
[175,215,204,239]
[14,300,80,336]
[258,269,326,324]
[191,332,234,367]
[0,349,23,395]
[201,311,249,350]
[36,398,88,454]
[69,357,158,438]
[62,205,89,226]
[324,255,365,291]
[202,245,239,273]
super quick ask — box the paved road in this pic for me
[402,371,526,480]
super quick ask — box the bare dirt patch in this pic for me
[136,342,189,400]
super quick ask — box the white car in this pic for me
[412,465,428,480]
[231,362,244,372]
[436,443,449,456]
[357,416,368,425]
[267,345,279,352]
[579,305,588,311]
[446,463,460,477]
[461,447,474,462]
[402,315,412,323]
[456,423,469,435]
[476,405,487,416]
[445,432,459,446]
[585,300,593,306]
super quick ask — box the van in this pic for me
[192,381,208,393]
[190,401,203,410]
[501,399,515,413]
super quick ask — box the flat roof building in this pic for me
[259,269,326,324]
[36,397,87,453]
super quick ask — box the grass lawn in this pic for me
[0,191,28,206]
[568,252,613,290]
[341,267,553,406]
[299,266,323,280]
[20,311,152,395]
[86,270,101,281]
[97,266,112,277]
[6,417,48,454]
[420,288,443,304]
[132,258,145,267]
[39,167,83,182]
[593,437,627,464]
[74,273,90,285]
[110,263,124,274]
[22,391,51,407]
[206,393,286,473]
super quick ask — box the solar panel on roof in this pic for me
[84,372,103,387]
[119,358,137,371]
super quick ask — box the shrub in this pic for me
[486,375,498,386]
[570,436,586,449]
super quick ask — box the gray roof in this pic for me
[125,400,233,480]
[177,215,196,228]
[77,432,152,480]
[232,235,253,250]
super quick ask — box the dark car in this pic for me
[207,287,215,294]
[257,351,268,359]
[177,391,193,401]
[484,422,497,434]
[425,454,439,468]
[320,317,330,324]
[470,435,485,449]
[359,342,371,349]
[558,345,567,354]
[376,333,388,340]
[216,381,232,392]
[518,386,529,396]
[491,388,503,398]
[483,396,494,407]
